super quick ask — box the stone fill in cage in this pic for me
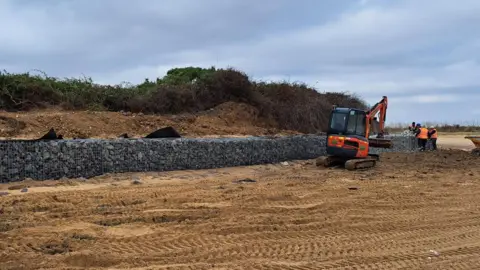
[0,134,417,182]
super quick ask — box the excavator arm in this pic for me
[365,96,388,138]
[365,96,392,148]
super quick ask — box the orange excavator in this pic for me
[316,96,392,170]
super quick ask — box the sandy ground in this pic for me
[437,134,477,151]
[1,148,479,269]
[1,108,479,269]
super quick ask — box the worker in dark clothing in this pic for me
[428,126,438,150]
[415,123,428,151]
[414,123,421,147]
[409,122,416,132]
[410,122,419,135]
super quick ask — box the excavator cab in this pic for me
[326,107,369,159]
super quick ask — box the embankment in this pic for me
[0,134,416,182]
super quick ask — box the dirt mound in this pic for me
[192,102,287,136]
[204,101,260,122]
[0,102,297,139]
[0,116,27,136]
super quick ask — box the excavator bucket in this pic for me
[369,138,393,148]
[465,135,480,148]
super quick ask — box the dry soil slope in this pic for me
[0,102,298,139]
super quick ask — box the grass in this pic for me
[0,67,368,133]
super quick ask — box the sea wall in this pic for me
[0,134,417,182]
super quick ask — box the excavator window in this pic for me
[329,109,366,136]
[347,112,366,136]
[329,111,347,133]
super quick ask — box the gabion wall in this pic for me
[0,134,417,182]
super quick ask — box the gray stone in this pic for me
[0,134,417,182]
[132,179,142,185]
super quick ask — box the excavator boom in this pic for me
[366,96,392,148]
[366,95,388,138]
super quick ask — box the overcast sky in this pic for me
[1,0,479,125]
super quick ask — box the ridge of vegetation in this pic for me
[0,67,367,133]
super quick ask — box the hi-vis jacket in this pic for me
[416,127,429,139]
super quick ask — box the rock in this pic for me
[132,177,142,185]
[0,134,417,182]
[8,184,27,190]
[25,164,34,172]
[233,178,256,184]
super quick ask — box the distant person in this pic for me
[409,121,416,132]
[415,123,428,151]
[428,126,438,150]
[409,122,419,135]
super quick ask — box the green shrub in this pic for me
[0,67,368,133]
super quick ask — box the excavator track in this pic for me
[316,155,380,170]
[344,158,376,170]
[316,156,344,168]
[316,156,329,167]
[344,155,379,170]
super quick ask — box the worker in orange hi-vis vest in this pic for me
[428,126,438,150]
[415,123,429,151]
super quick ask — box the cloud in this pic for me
[0,0,479,124]
[390,94,461,104]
